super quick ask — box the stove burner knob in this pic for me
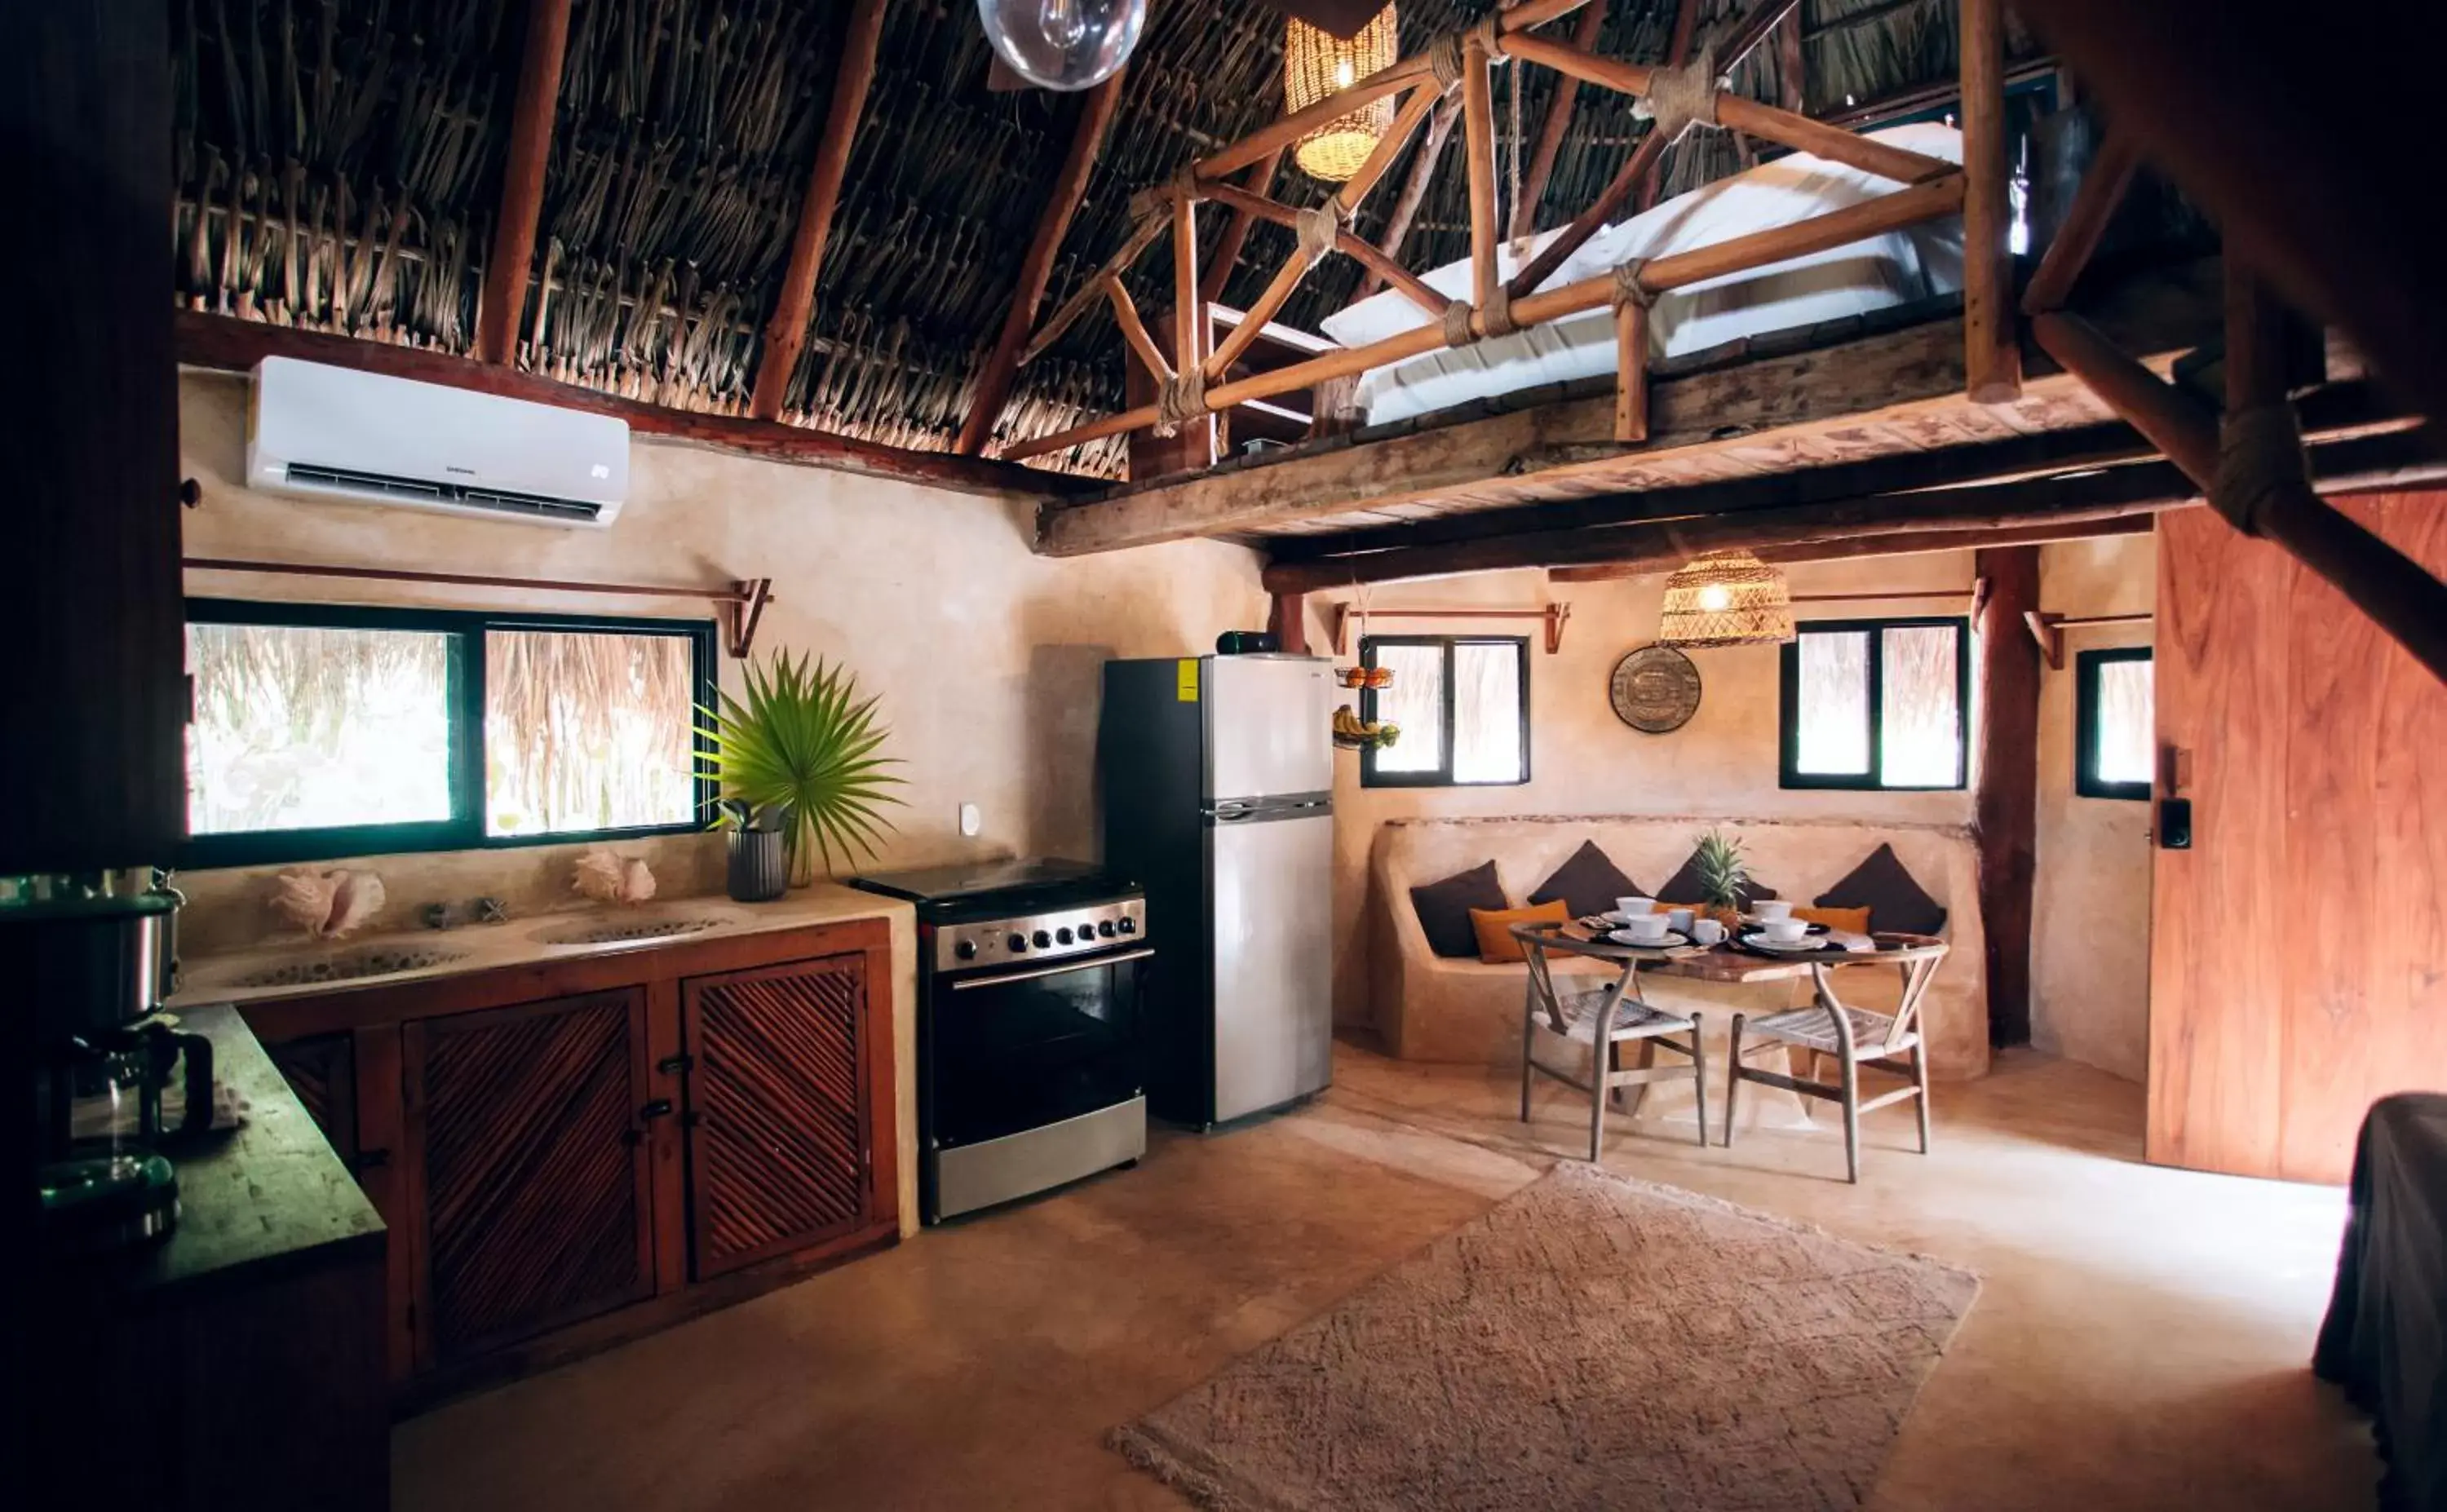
[1098,920,1117,938]
[1055,926,1074,945]
[1007,932,1029,953]
[954,939,979,961]
[1117,916,1137,935]
[1032,930,1052,948]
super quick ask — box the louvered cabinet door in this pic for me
[402,988,656,1367]
[682,954,874,1280]
[262,1032,359,1169]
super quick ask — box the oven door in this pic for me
[928,946,1149,1151]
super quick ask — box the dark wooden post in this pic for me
[474,0,573,365]
[1958,0,2021,403]
[1268,592,1309,654]
[1973,546,2042,1046]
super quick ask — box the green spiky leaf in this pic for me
[1693,828,1750,909]
[696,651,906,882]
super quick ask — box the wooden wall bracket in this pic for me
[1329,602,1572,656]
[2020,608,2151,670]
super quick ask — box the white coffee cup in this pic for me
[1692,919,1726,946]
[1753,900,1795,922]
[1619,913,1670,944]
[1614,895,1656,920]
[1763,917,1809,943]
[1666,907,1695,934]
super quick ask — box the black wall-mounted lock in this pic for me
[2157,797,2193,850]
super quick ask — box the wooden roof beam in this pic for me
[1357,96,1460,299]
[954,69,1129,458]
[474,0,573,365]
[1547,512,2162,581]
[1511,2,1611,241]
[1198,148,1285,307]
[750,0,889,422]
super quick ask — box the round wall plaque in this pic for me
[1608,644,1702,734]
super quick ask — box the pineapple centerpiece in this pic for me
[1693,829,1751,931]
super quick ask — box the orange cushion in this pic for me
[1794,904,1872,935]
[1469,899,1570,963]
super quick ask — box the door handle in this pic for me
[638,1099,674,1120]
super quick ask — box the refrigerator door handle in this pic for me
[1215,808,1255,822]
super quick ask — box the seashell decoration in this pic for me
[267,866,387,939]
[573,849,657,906]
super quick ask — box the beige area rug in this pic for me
[1112,1162,1979,1512]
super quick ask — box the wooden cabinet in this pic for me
[683,954,878,1280]
[241,917,897,1407]
[403,988,657,1365]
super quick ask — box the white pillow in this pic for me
[1318,122,1964,351]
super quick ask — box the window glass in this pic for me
[1879,624,1963,787]
[2092,657,2153,786]
[1453,641,1525,784]
[485,630,697,837]
[1368,643,1445,775]
[1793,630,1871,776]
[187,621,455,835]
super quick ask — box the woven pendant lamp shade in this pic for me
[1657,550,1797,648]
[1285,7,1398,182]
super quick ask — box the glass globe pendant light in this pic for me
[977,0,1148,91]
[1285,6,1399,182]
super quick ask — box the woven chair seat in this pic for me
[1743,1005,1916,1059]
[1551,988,1694,1046]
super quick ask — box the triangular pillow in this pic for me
[1528,840,1642,920]
[1815,842,1947,936]
[1409,860,1510,958]
[1654,847,1777,909]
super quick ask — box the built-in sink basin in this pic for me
[230,945,471,988]
[529,914,732,948]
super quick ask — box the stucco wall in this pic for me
[174,369,1265,949]
[2029,531,2157,1083]
[1303,555,1983,1028]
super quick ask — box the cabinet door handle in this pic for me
[639,1099,674,1120]
[656,1054,693,1075]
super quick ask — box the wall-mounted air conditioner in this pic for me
[246,356,630,528]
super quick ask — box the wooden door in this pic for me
[402,988,657,1366]
[681,954,875,1280]
[2148,494,2447,1182]
[263,1033,360,1169]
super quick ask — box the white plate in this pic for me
[1597,909,1651,926]
[1743,934,1830,953]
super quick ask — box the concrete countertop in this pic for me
[168,882,923,1240]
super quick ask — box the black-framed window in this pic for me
[1779,617,1969,791]
[1358,635,1531,788]
[183,599,716,868]
[2075,646,2154,800]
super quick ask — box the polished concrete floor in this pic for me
[396,1039,2377,1510]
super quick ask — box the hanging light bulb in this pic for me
[1657,550,1795,648]
[1285,7,1399,183]
[978,0,1147,91]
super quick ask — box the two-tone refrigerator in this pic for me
[1098,653,1334,1128]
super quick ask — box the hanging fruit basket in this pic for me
[1332,705,1401,750]
[1336,665,1395,690]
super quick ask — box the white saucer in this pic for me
[1597,909,1650,926]
[1744,934,1828,953]
[1607,929,1684,948]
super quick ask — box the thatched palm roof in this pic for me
[171,0,2039,481]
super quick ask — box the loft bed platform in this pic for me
[1035,257,2231,559]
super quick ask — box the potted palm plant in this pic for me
[1693,827,1751,931]
[698,652,905,891]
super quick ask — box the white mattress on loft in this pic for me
[1318,123,1967,427]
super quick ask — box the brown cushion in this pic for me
[1469,900,1571,963]
[1794,904,1873,935]
[1410,860,1510,958]
[1527,840,1643,921]
[1653,847,1778,911]
[1815,842,1946,935]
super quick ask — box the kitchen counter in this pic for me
[169,882,923,1240]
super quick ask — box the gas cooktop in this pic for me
[847,857,1135,923]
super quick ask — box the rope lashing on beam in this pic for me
[1440,287,1521,347]
[2211,402,2310,537]
[1610,256,1657,312]
[1634,44,1723,144]
[1294,199,1349,268]
[1426,15,1507,92]
[1127,161,1203,226]
[1153,364,1208,437]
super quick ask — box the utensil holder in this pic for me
[726,829,787,903]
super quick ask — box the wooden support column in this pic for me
[1613,293,1648,443]
[1959,0,2022,402]
[953,69,1127,456]
[1461,37,1499,312]
[1973,545,2041,1046]
[750,0,887,420]
[1512,2,1610,240]
[1267,592,1309,654]
[474,0,573,365]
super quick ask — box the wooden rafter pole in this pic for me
[1104,277,1170,382]
[1357,96,1460,299]
[1198,148,1284,307]
[2020,129,2138,316]
[1461,33,1500,312]
[954,68,1128,457]
[1959,0,2022,403]
[1774,5,1806,113]
[1200,181,1450,316]
[750,0,888,421]
[1511,1,1610,240]
[1172,190,1200,374]
[1020,212,1168,367]
[473,0,573,365]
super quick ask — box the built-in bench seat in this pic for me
[1367,815,1990,1083]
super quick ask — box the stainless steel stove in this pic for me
[849,859,1148,1222]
